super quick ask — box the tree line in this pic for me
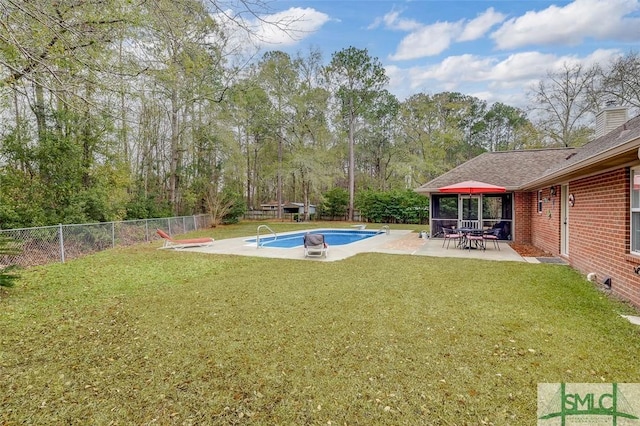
[1,0,639,228]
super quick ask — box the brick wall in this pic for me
[530,168,640,308]
[531,187,561,254]
[513,192,532,244]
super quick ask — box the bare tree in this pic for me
[529,62,598,147]
[0,0,132,92]
[599,51,640,111]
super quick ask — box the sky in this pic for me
[234,0,640,109]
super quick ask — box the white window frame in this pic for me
[631,168,640,254]
[537,190,543,214]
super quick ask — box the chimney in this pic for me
[595,103,629,139]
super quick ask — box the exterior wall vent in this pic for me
[595,106,629,139]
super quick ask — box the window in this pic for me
[537,190,543,213]
[631,168,640,253]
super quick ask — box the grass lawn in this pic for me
[1,222,640,424]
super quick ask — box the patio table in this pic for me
[454,228,485,250]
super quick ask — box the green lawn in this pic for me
[1,222,640,425]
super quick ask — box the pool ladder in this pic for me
[256,225,277,249]
[378,225,390,235]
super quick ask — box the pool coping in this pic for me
[183,228,409,261]
[178,228,528,263]
[244,228,380,248]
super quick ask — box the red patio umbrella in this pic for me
[438,180,506,194]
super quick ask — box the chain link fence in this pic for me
[0,214,212,268]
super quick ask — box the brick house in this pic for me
[416,106,640,308]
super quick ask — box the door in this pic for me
[561,184,569,255]
[459,195,480,228]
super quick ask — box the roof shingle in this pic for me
[416,113,640,194]
[415,148,574,193]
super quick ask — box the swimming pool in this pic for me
[247,229,380,248]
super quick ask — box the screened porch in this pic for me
[430,193,513,240]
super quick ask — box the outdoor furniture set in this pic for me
[441,227,501,251]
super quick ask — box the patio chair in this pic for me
[465,229,485,251]
[156,229,214,250]
[303,233,328,258]
[483,228,500,250]
[442,227,462,249]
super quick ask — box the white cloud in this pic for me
[388,7,506,61]
[490,52,560,81]
[369,9,422,31]
[390,21,463,60]
[491,0,640,50]
[580,48,624,68]
[458,7,506,42]
[252,7,331,47]
[409,54,494,83]
[388,49,623,107]
[215,7,330,56]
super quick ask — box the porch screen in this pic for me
[432,195,458,219]
[482,194,513,239]
[482,194,512,221]
[431,194,458,232]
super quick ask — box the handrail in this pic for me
[378,225,390,235]
[256,225,277,249]
[459,220,479,229]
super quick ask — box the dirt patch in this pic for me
[508,243,552,257]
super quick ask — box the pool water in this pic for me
[247,229,380,248]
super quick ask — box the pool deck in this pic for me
[183,229,539,263]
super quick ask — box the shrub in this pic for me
[356,189,429,224]
[207,188,246,225]
[320,187,348,219]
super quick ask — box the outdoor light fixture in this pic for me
[550,186,557,196]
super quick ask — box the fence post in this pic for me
[7,214,218,268]
[59,223,65,263]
